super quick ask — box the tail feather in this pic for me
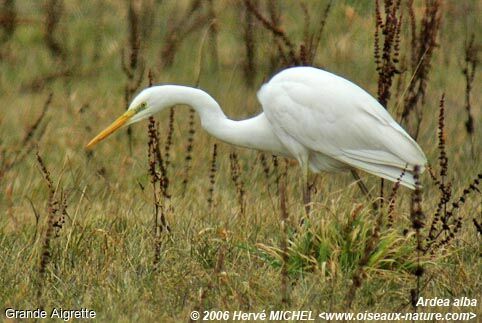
[338,156,423,189]
[356,162,417,189]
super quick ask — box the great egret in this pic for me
[87,67,426,203]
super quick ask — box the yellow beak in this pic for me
[86,110,136,149]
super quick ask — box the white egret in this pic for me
[86,67,426,204]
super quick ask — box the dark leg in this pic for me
[303,182,311,216]
[302,164,311,216]
[351,170,371,198]
[351,170,378,210]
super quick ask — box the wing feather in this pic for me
[258,67,427,182]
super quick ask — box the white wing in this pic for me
[258,67,427,188]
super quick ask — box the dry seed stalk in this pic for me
[473,218,482,235]
[244,0,298,66]
[23,93,53,147]
[462,33,478,156]
[122,0,144,154]
[128,0,140,71]
[182,108,196,196]
[148,117,170,198]
[259,153,270,180]
[437,95,448,182]
[374,0,403,206]
[36,152,56,276]
[147,117,170,267]
[207,143,218,208]
[147,68,154,86]
[266,0,279,26]
[44,0,65,60]
[35,152,66,307]
[443,174,480,223]
[409,166,425,309]
[426,176,450,243]
[279,164,290,306]
[299,3,310,66]
[229,152,245,216]
[242,0,257,87]
[22,67,73,92]
[52,191,68,238]
[244,0,331,69]
[138,0,156,40]
[422,95,480,254]
[426,174,481,253]
[300,3,310,54]
[424,95,451,248]
[268,0,288,70]
[374,0,403,109]
[164,108,175,168]
[427,94,451,244]
[147,112,159,265]
[432,95,451,235]
[0,0,16,43]
[410,167,425,234]
[272,155,279,188]
[386,167,406,227]
[0,93,51,183]
[147,72,170,199]
[462,33,477,135]
[207,0,219,67]
[300,0,332,66]
[160,0,211,68]
[401,0,442,138]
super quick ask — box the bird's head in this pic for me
[86,87,168,149]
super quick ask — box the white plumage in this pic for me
[258,67,426,188]
[87,66,427,189]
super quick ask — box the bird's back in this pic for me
[257,67,427,188]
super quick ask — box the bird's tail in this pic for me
[350,161,423,189]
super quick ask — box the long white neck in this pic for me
[155,86,287,155]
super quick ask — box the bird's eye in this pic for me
[134,102,148,113]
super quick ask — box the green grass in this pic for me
[1,0,480,321]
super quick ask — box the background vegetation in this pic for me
[0,0,480,321]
